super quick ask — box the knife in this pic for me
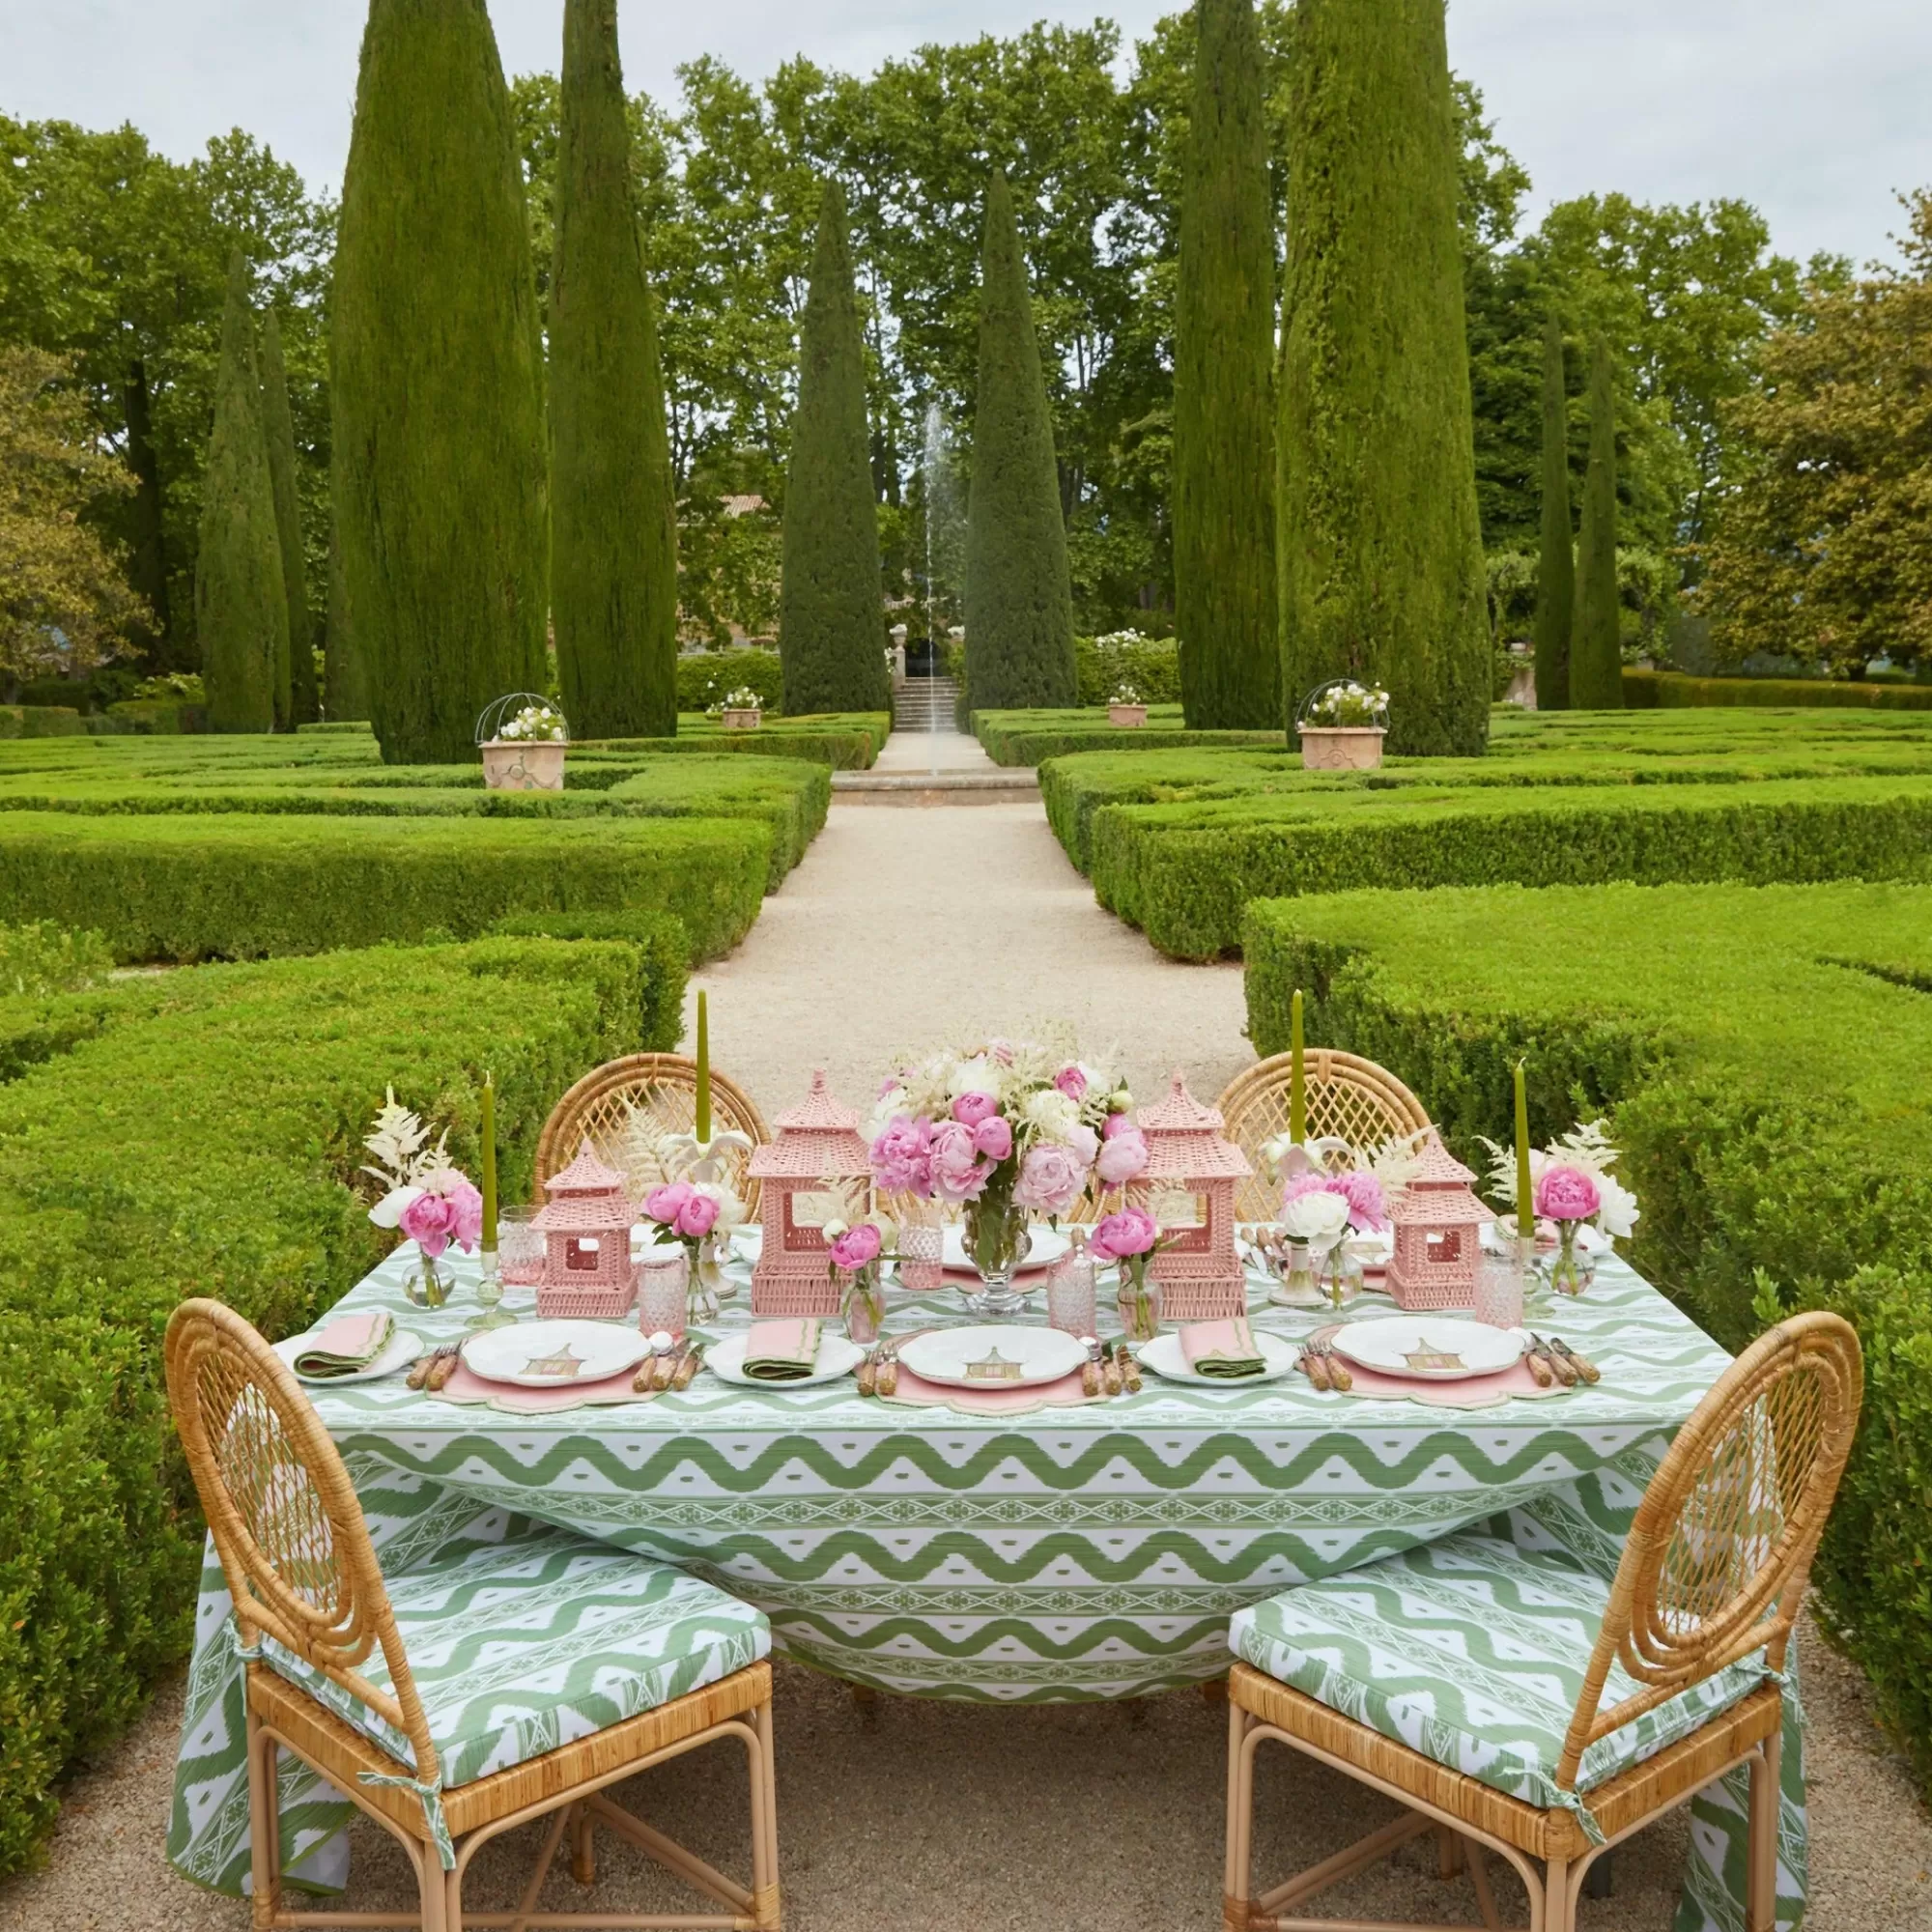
[1550,1337,1601,1384]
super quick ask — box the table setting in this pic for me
[168,1016,1804,1932]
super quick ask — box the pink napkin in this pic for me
[1179,1316,1267,1378]
[292,1311,393,1378]
[742,1319,821,1381]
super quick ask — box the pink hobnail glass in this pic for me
[497,1209,544,1288]
[636,1246,689,1342]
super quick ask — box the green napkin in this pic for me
[742,1318,822,1382]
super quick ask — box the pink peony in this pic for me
[1065,1122,1099,1166]
[828,1222,883,1271]
[929,1120,992,1202]
[952,1091,999,1129]
[675,1191,720,1238]
[1095,1124,1149,1185]
[1332,1169,1387,1233]
[972,1114,1013,1161]
[1090,1207,1158,1263]
[1053,1065,1088,1100]
[401,1189,460,1258]
[446,1178,483,1252]
[1101,1110,1136,1140]
[870,1114,934,1195]
[1280,1172,1331,1207]
[1536,1164,1602,1223]
[643,1180,695,1227]
[1012,1142,1087,1215]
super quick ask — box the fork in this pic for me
[406,1343,459,1391]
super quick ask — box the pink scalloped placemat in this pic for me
[1307,1323,1576,1409]
[429,1360,656,1413]
[880,1362,1107,1416]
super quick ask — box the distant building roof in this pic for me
[721,494,768,518]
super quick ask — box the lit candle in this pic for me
[695,990,711,1144]
[480,1069,497,1252]
[1289,988,1305,1145]
[1513,1060,1533,1241]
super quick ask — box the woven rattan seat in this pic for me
[537,1052,771,1216]
[1217,1050,1431,1222]
[165,1297,782,1931]
[1222,1311,1861,1932]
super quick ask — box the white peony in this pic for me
[1019,1086,1081,1144]
[949,1054,1000,1102]
[1595,1173,1640,1240]
[1280,1190,1351,1249]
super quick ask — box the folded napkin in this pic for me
[1179,1315,1267,1379]
[741,1318,822,1383]
[293,1311,395,1379]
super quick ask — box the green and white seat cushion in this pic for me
[1230,1515,1770,1841]
[253,1520,769,1863]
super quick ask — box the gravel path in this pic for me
[5,746,1925,1929]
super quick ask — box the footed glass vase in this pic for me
[960,1193,1033,1317]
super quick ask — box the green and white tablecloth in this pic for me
[169,1245,1805,1931]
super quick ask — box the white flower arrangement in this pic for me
[1110,683,1143,706]
[1477,1118,1640,1240]
[723,688,762,710]
[1301,681,1390,728]
[360,1087,454,1228]
[867,1036,1130,1151]
[496,702,566,743]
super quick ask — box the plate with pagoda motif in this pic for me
[1328,1316,1525,1382]
[897,1325,1087,1389]
[461,1321,653,1388]
[940,1226,1070,1274]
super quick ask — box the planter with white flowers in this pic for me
[1295,678,1389,771]
[1107,682,1148,728]
[476,694,568,791]
[717,687,764,731]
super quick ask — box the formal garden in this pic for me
[2,0,1930,1929]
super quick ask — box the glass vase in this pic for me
[1117,1264,1163,1342]
[841,1265,885,1345]
[403,1251,456,1310]
[960,1192,1033,1316]
[1540,1221,1597,1298]
[686,1236,724,1324]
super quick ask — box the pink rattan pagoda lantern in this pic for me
[1128,1071,1252,1321]
[747,1071,872,1317]
[533,1140,638,1318]
[1385,1131,1492,1311]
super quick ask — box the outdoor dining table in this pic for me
[168,1241,1806,1932]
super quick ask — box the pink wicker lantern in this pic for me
[747,1071,872,1317]
[1385,1131,1492,1311]
[533,1139,638,1318]
[1128,1071,1252,1322]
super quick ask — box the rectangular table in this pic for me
[168,1246,1804,1931]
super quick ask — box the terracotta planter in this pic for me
[1108,703,1148,727]
[1297,725,1385,772]
[721,708,762,731]
[480,739,566,791]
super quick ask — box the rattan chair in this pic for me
[1222,1311,1862,1932]
[1217,1051,1432,1221]
[164,1298,781,1932]
[537,1053,771,1216]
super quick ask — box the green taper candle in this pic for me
[1514,1060,1533,1240]
[480,1070,497,1250]
[695,990,711,1143]
[1289,989,1305,1145]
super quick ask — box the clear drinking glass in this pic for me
[636,1246,689,1341]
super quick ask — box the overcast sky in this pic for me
[8,1,1930,269]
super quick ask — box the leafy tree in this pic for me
[963,172,1078,710]
[1277,0,1491,754]
[1697,190,1932,677]
[0,347,147,684]
[196,254,285,731]
[1532,316,1574,708]
[1173,0,1278,728]
[550,0,678,738]
[1569,336,1625,708]
[779,183,890,714]
[257,308,313,724]
[333,0,549,764]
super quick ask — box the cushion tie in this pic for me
[1548,1785,1607,1848]
[356,1768,455,1869]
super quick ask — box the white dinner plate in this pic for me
[461,1320,652,1388]
[941,1225,1070,1275]
[1329,1316,1525,1382]
[705,1331,867,1388]
[1134,1330,1301,1385]
[897,1325,1087,1389]
[274,1325,422,1386]
[729,1224,764,1262]
[1481,1221,1610,1257]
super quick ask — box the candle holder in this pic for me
[469,1250,516,1330]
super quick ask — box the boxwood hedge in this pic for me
[1242,880,1932,1801]
[0,934,656,1873]
[1626,668,1932,711]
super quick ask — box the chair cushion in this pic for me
[1229,1525,1768,1820]
[261,1523,770,1792]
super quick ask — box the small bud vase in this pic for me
[841,1264,885,1345]
[1117,1265,1162,1343]
[1540,1221,1597,1298]
[404,1252,456,1310]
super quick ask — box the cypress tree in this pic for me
[1568,335,1625,708]
[1174,0,1278,728]
[259,306,315,725]
[962,172,1077,711]
[1276,0,1490,754]
[196,252,285,734]
[551,0,677,738]
[778,182,891,717]
[323,500,370,721]
[333,0,549,764]
[1531,316,1574,710]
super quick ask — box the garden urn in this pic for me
[1295,725,1385,772]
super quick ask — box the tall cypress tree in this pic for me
[1175,0,1278,728]
[323,501,370,721]
[551,0,677,738]
[1276,0,1490,754]
[963,172,1077,712]
[258,307,315,725]
[1531,316,1574,710]
[196,252,285,734]
[333,0,549,764]
[778,182,890,717]
[1569,335,1625,709]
